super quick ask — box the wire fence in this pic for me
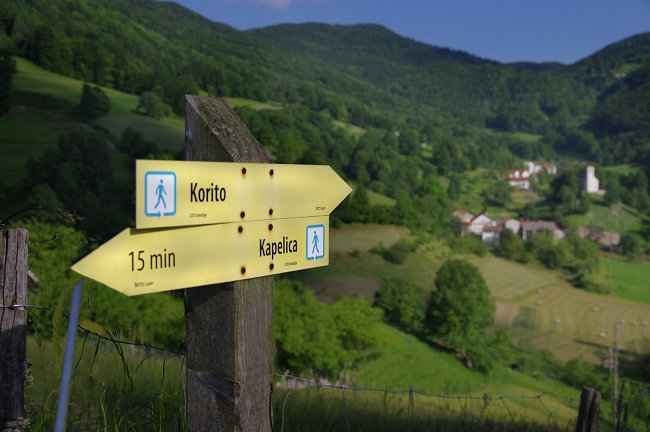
[4,301,650,431]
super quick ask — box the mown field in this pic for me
[477,255,650,362]
[298,223,650,367]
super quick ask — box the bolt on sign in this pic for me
[135,160,352,229]
[72,161,350,296]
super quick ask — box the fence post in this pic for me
[184,95,274,431]
[0,228,29,432]
[576,387,601,432]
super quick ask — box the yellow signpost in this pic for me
[72,216,329,296]
[135,160,351,229]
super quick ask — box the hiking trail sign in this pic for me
[71,216,329,296]
[135,159,351,229]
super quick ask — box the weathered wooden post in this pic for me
[0,228,29,432]
[184,95,274,431]
[576,387,601,432]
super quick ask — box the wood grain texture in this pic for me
[0,229,29,431]
[185,95,274,432]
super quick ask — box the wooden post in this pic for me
[0,228,29,432]
[184,95,274,431]
[576,387,601,432]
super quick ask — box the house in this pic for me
[591,231,621,250]
[543,163,557,175]
[520,220,565,241]
[481,223,502,245]
[507,169,530,190]
[583,166,600,194]
[452,210,475,225]
[502,218,521,235]
[467,214,493,236]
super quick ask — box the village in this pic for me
[452,162,621,249]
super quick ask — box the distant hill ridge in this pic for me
[1,0,649,162]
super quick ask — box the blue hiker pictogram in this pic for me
[145,171,176,217]
[311,231,320,255]
[155,179,167,210]
[306,224,324,260]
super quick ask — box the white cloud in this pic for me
[258,0,291,8]
[224,0,331,10]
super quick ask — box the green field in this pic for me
[1,58,185,187]
[602,256,650,304]
[564,199,642,232]
[223,96,284,111]
[332,119,366,137]
[477,255,650,362]
[0,106,88,187]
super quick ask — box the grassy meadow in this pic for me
[602,256,650,304]
[477,255,650,362]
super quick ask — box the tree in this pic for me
[0,36,16,116]
[137,91,171,119]
[498,229,525,260]
[618,233,644,258]
[426,259,494,342]
[79,83,110,121]
[483,180,512,207]
[447,174,462,200]
[374,278,426,334]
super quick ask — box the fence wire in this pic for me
[7,302,650,430]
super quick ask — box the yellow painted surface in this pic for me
[72,217,329,296]
[135,160,351,229]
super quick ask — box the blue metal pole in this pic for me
[54,279,84,432]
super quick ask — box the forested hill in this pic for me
[0,0,649,164]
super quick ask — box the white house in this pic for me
[583,166,600,194]
[452,210,475,225]
[502,218,521,235]
[481,222,502,245]
[507,169,530,190]
[543,163,557,175]
[467,214,493,236]
[520,220,565,241]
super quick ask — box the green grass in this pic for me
[332,119,366,137]
[1,58,186,188]
[564,199,642,232]
[25,335,185,430]
[509,132,543,143]
[602,164,639,176]
[354,324,579,426]
[223,96,284,110]
[14,57,185,143]
[0,106,88,187]
[602,256,650,304]
[293,225,442,299]
[96,114,184,151]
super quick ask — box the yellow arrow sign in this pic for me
[135,160,351,229]
[71,216,329,296]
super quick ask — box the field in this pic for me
[477,255,650,362]
[0,58,185,188]
[564,198,643,232]
[223,96,284,111]
[276,324,580,432]
[602,256,650,304]
[293,224,443,298]
[451,168,544,218]
[300,223,650,365]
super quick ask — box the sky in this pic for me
[172,0,650,64]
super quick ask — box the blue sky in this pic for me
[172,0,649,64]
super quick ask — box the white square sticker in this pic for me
[145,171,176,217]
[306,224,325,260]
